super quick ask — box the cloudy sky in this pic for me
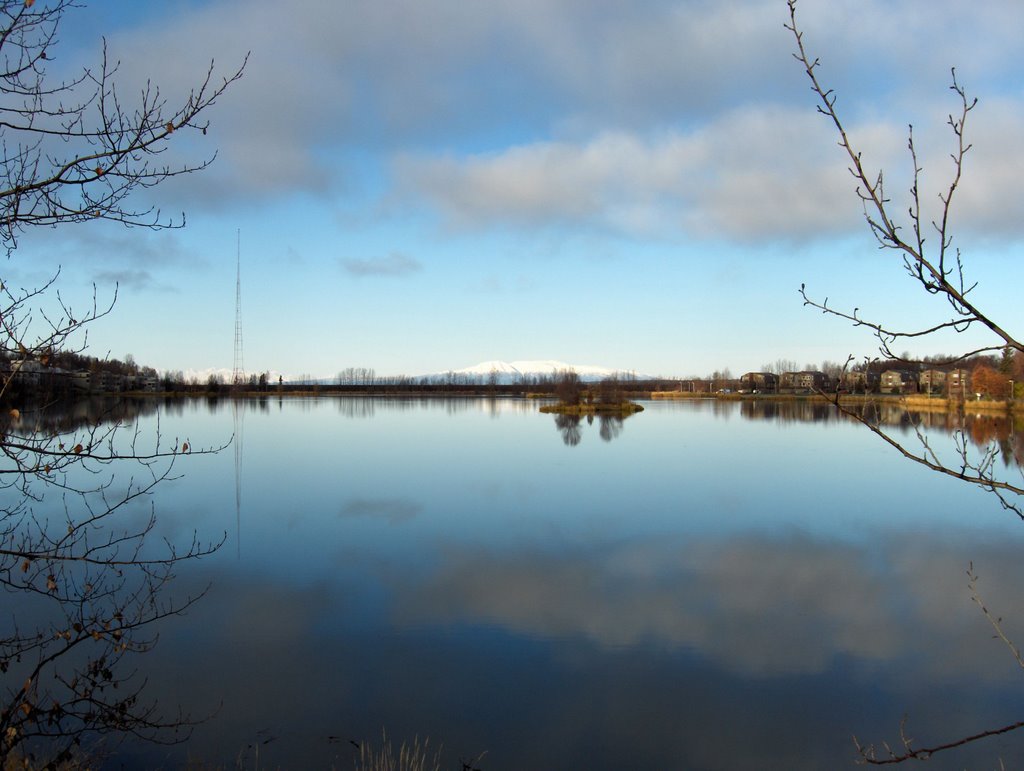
[9,0,1024,379]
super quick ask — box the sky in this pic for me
[6,0,1024,380]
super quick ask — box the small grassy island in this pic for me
[538,372,644,415]
[539,401,644,416]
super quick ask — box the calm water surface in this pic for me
[41,398,1024,768]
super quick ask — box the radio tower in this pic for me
[231,229,245,386]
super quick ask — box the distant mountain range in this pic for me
[448,360,640,383]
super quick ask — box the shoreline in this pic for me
[649,390,1022,414]
[10,389,1021,416]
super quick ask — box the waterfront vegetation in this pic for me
[4,346,1021,414]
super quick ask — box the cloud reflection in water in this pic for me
[390,531,1024,683]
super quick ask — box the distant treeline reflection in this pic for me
[9,396,1020,468]
[4,394,544,435]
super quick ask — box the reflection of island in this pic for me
[555,413,583,446]
[553,411,632,446]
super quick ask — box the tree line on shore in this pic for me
[3,347,1021,402]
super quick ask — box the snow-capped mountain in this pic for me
[449,360,637,383]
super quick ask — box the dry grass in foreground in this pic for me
[354,733,439,771]
[353,731,486,771]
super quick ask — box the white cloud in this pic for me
[395,95,1024,244]
[942,97,1024,241]
[340,253,422,277]
[48,0,1024,243]
[58,0,816,203]
[393,108,857,241]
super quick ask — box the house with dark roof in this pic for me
[740,372,779,393]
[880,370,917,394]
[779,371,833,394]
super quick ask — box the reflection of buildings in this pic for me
[740,399,838,424]
[737,398,1024,470]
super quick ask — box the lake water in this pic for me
[13,397,1024,769]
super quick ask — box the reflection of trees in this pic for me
[598,415,624,442]
[552,412,634,446]
[332,396,532,419]
[11,397,162,437]
[0,0,243,759]
[0,413,223,764]
[555,414,583,447]
[336,398,377,419]
[258,395,546,420]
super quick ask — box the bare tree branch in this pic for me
[787,0,1024,762]
[0,0,248,254]
[786,0,1021,365]
[0,1,243,763]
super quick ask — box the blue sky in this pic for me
[8,0,1023,380]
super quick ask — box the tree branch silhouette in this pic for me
[787,0,1024,762]
[0,0,243,763]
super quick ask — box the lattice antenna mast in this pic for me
[232,229,245,386]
